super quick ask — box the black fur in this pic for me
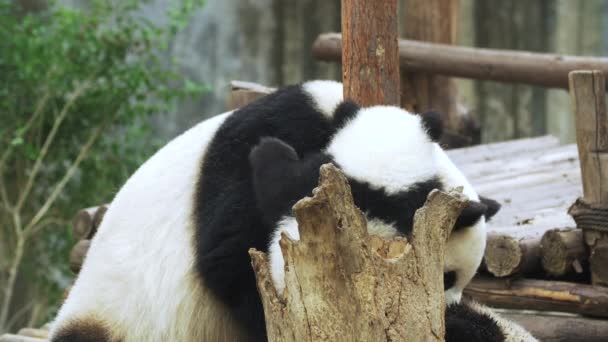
[347,175,442,235]
[420,111,443,142]
[446,301,505,342]
[444,271,457,290]
[332,100,360,129]
[195,84,495,340]
[480,195,501,221]
[453,200,488,231]
[195,84,338,340]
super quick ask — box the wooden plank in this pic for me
[502,311,608,342]
[464,276,608,317]
[227,81,275,110]
[569,70,608,286]
[341,0,400,106]
[447,135,560,164]
[312,33,608,89]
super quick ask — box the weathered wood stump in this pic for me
[249,164,466,341]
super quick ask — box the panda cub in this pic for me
[50,80,534,342]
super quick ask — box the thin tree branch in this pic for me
[29,216,69,236]
[0,235,25,331]
[0,89,51,174]
[14,81,90,215]
[5,298,35,331]
[23,121,107,237]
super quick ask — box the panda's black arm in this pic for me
[249,137,331,224]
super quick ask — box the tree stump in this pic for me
[249,164,466,341]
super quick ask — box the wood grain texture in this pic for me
[568,70,608,286]
[569,71,608,204]
[484,234,541,277]
[250,164,466,341]
[464,277,608,317]
[341,0,400,106]
[541,228,587,277]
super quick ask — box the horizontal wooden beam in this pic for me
[312,33,608,89]
[464,276,608,317]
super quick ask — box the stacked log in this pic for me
[0,324,49,342]
[68,204,107,273]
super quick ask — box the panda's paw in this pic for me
[249,137,299,171]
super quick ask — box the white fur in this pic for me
[269,105,486,305]
[327,106,439,195]
[268,216,300,295]
[465,301,538,341]
[50,112,249,341]
[302,80,344,117]
[435,144,486,304]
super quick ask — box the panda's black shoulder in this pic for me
[446,301,505,342]
[446,300,537,342]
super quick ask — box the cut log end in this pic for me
[541,228,586,276]
[484,235,522,277]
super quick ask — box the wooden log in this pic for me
[227,81,275,110]
[71,207,96,240]
[541,228,587,277]
[568,70,608,286]
[312,33,608,89]
[341,0,400,106]
[92,205,107,234]
[69,239,91,274]
[400,0,467,147]
[72,205,108,240]
[0,334,45,342]
[464,276,608,317]
[502,311,608,342]
[484,233,541,277]
[16,329,47,339]
[249,164,467,341]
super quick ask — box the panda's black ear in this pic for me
[479,196,501,221]
[453,200,487,231]
[332,100,360,129]
[420,111,443,142]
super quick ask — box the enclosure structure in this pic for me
[3,0,608,341]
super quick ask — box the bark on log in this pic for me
[568,71,608,286]
[312,33,608,89]
[69,239,91,274]
[503,311,608,342]
[484,233,542,277]
[541,228,587,277]
[464,276,608,317]
[249,164,467,341]
[341,0,400,106]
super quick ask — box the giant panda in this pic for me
[50,80,533,342]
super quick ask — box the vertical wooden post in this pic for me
[341,0,400,106]
[568,70,608,286]
[400,0,463,146]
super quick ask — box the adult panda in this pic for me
[50,80,531,341]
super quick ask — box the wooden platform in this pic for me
[448,135,580,235]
